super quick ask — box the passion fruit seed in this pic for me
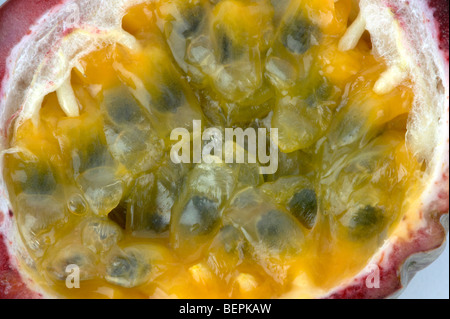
[154,81,185,113]
[76,137,111,173]
[305,79,333,107]
[107,127,163,174]
[103,88,147,126]
[281,17,313,55]
[147,213,170,233]
[288,189,318,229]
[82,218,123,253]
[127,173,173,235]
[216,27,243,63]
[105,250,150,288]
[181,5,205,38]
[76,167,124,216]
[47,245,97,281]
[217,224,246,254]
[179,196,220,236]
[256,209,301,252]
[20,161,57,195]
[348,205,385,240]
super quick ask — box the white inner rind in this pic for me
[0,0,144,137]
[0,0,448,298]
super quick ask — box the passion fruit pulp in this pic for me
[0,0,448,299]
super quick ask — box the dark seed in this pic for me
[256,210,299,251]
[146,212,170,233]
[61,254,88,270]
[288,189,318,229]
[108,255,136,278]
[77,137,110,173]
[305,79,333,107]
[21,161,57,195]
[48,247,95,281]
[179,195,219,236]
[333,111,365,147]
[154,81,185,113]
[181,5,204,38]
[316,79,332,100]
[281,17,313,55]
[219,31,233,63]
[216,27,243,63]
[105,94,144,125]
[348,205,385,239]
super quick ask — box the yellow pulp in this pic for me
[4,0,423,298]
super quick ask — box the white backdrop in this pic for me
[0,0,448,299]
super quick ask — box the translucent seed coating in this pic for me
[106,249,150,288]
[104,90,146,126]
[179,195,220,236]
[82,218,123,253]
[281,17,313,55]
[181,5,205,38]
[256,209,301,252]
[20,161,57,195]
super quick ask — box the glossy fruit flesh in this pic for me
[2,0,425,298]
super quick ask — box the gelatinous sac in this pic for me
[327,81,413,149]
[3,150,67,256]
[102,86,164,174]
[265,9,320,90]
[280,16,315,55]
[4,150,57,196]
[105,244,172,288]
[126,161,190,236]
[207,224,247,279]
[159,0,273,105]
[320,131,410,240]
[105,247,151,288]
[156,0,209,73]
[170,162,236,258]
[169,151,265,256]
[56,113,124,217]
[140,46,205,137]
[223,187,305,255]
[272,76,340,153]
[81,217,124,254]
[260,176,318,229]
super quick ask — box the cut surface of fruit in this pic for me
[0,0,448,299]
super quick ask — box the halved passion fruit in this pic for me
[0,0,448,299]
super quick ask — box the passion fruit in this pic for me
[0,0,448,299]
